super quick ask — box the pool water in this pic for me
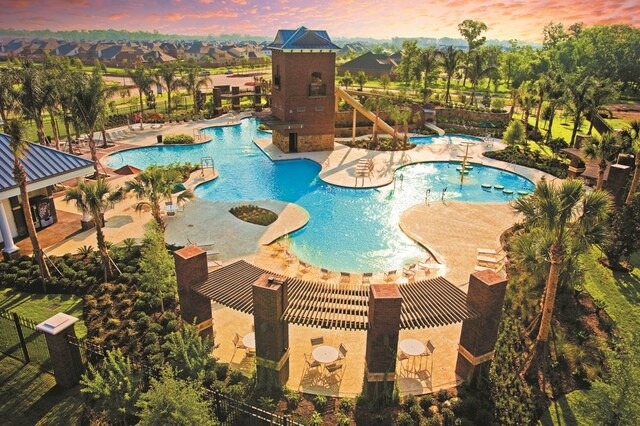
[105,119,534,272]
[410,134,483,145]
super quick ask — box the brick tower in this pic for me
[267,27,339,153]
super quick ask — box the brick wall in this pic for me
[173,246,213,338]
[365,284,402,378]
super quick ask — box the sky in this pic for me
[0,0,638,42]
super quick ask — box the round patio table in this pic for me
[399,339,425,356]
[243,332,256,349]
[312,346,339,364]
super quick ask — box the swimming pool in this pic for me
[410,134,483,145]
[105,119,534,272]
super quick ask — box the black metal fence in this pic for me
[67,335,302,426]
[0,309,52,373]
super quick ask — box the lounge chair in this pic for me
[384,270,397,282]
[339,272,350,284]
[320,268,331,280]
[150,123,163,130]
[310,336,324,348]
[361,272,372,284]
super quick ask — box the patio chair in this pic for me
[422,340,435,374]
[403,264,416,278]
[337,343,348,360]
[397,349,409,371]
[384,270,397,282]
[304,353,321,371]
[310,336,324,348]
[361,272,373,284]
[298,261,311,274]
[323,360,345,387]
[339,272,350,284]
[320,268,331,280]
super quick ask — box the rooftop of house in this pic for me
[268,26,340,52]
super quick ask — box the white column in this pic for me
[0,201,18,254]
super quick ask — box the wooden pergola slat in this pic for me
[193,261,478,330]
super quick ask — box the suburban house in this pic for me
[337,51,402,78]
[0,133,94,259]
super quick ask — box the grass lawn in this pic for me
[0,356,84,426]
[541,249,640,425]
[514,111,593,144]
[0,288,86,338]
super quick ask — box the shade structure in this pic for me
[172,183,187,193]
[112,164,142,176]
[479,121,496,128]
[194,260,478,330]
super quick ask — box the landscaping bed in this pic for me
[162,134,194,144]
[483,146,568,178]
[340,136,416,151]
[229,205,278,226]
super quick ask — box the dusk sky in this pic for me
[1,0,638,42]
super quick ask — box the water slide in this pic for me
[424,121,445,136]
[335,87,397,136]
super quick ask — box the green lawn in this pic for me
[0,356,84,426]
[514,111,593,144]
[0,288,86,338]
[541,250,640,425]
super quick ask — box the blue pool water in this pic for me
[410,134,483,145]
[105,119,534,272]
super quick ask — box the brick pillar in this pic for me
[365,284,403,399]
[35,313,83,389]
[253,85,262,112]
[456,270,507,382]
[173,246,213,339]
[213,88,222,116]
[231,86,240,111]
[604,164,631,206]
[252,274,289,390]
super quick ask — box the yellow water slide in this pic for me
[334,87,397,136]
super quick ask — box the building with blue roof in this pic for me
[0,133,94,258]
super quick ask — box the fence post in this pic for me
[12,313,30,363]
[35,313,84,389]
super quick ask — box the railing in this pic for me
[589,112,614,135]
[0,309,52,372]
[309,83,326,97]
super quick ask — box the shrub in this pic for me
[257,396,275,411]
[309,412,323,426]
[395,411,414,426]
[337,412,350,426]
[483,146,568,178]
[313,394,328,411]
[339,397,355,414]
[283,388,301,409]
[229,204,278,226]
[436,389,449,403]
[491,98,505,111]
[402,394,418,410]
[215,363,229,381]
[163,134,194,145]
[257,123,270,131]
[227,370,245,386]
[420,394,436,412]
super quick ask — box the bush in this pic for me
[483,146,568,178]
[313,394,328,411]
[282,388,301,409]
[491,98,505,111]
[229,204,278,226]
[395,411,414,426]
[309,412,323,426]
[215,364,229,381]
[227,370,245,386]
[337,412,350,426]
[420,394,436,412]
[339,397,355,414]
[163,134,195,145]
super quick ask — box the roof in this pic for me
[194,260,478,330]
[0,133,94,196]
[338,51,398,73]
[268,26,340,52]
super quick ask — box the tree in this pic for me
[396,40,420,86]
[489,316,535,425]
[458,19,488,86]
[13,60,56,145]
[542,22,568,49]
[6,119,50,282]
[340,71,352,90]
[72,69,116,175]
[0,66,16,132]
[124,165,194,231]
[364,95,392,145]
[544,74,565,142]
[565,76,595,146]
[417,47,441,101]
[64,178,123,282]
[389,104,414,150]
[128,65,155,129]
[354,71,367,91]
[163,324,217,385]
[621,121,640,205]
[518,85,537,136]
[582,133,619,190]
[136,369,217,426]
[586,79,620,135]
[467,50,496,105]
[380,74,390,92]
[179,61,210,114]
[503,120,526,147]
[604,194,640,266]
[156,62,181,113]
[512,180,611,381]
[440,46,463,104]
[80,349,142,425]
[139,221,177,312]
[585,334,640,425]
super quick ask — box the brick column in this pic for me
[231,86,240,111]
[365,284,403,399]
[604,164,631,206]
[213,88,222,116]
[253,85,262,112]
[35,313,83,389]
[252,274,289,390]
[456,270,507,382]
[173,246,213,339]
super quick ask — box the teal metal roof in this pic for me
[0,133,94,193]
[268,26,340,51]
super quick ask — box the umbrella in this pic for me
[479,121,497,128]
[113,165,142,176]
[172,183,186,194]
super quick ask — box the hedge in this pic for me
[163,134,194,145]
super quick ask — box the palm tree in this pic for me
[340,71,353,90]
[72,69,116,176]
[0,66,16,132]
[566,76,595,147]
[124,166,194,231]
[513,180,611,378]
[179,62,210,114]
[518,85,537,138]
[440,46,463,104]
[585,79,619,135]
[6,119,50,282]
[544,75,565,142]
[582,133,619,190]
[418,47,441,101]
[13,60,56,145]
[156,62,181,113]
[467,51,496,105]
[533,74,552,133]
[364,95,392,145]
[354,71,367,91]
[128,65,155,129]
[64,179,123,282]
[621,121,640,205]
